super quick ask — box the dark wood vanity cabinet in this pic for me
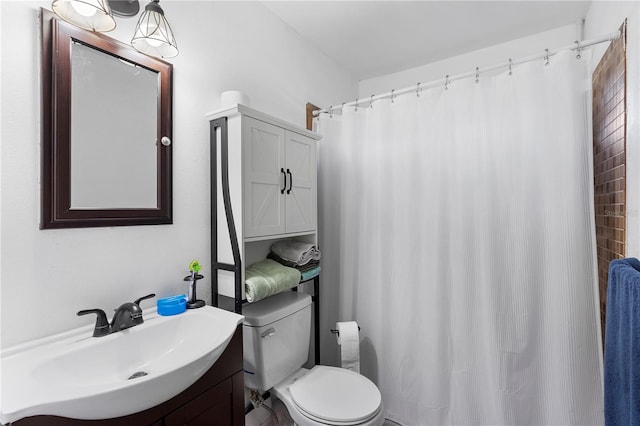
[164,372,243,426]
[14,326,244,426]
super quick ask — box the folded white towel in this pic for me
[271,241,321,266]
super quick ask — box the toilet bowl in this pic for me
[242,292,384,426]
[272,366,385,426]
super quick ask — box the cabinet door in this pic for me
[165,376,239,426]
[243,117,286,238]
[285,131,317,233]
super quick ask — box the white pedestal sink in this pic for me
[0,305,243,424]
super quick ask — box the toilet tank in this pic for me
[242,292,312,391]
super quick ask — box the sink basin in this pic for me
[0,305,243,423]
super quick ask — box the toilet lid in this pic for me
[290,366,382,425]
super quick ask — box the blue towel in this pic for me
[300,265,321,282]
[605,258,640,426]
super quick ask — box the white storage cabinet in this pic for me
[206,104,320,301]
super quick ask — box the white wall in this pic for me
[0,1,357,348]
[585,1,640,259]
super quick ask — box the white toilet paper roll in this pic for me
[336,321,360,374]
[220,90,250,108]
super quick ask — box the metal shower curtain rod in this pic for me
[314,30,622,116]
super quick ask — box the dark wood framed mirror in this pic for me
[41,9,172,229]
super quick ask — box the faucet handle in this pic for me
[77,309,110,337]
[134,293,156,306]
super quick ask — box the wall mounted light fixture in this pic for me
[51,0,116,32]
[131,0,179,58]
[51,0,178,58]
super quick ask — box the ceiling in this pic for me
[263,1,592,81]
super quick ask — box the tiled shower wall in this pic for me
[593,23,627,345]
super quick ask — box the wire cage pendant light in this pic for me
[51,0,116,32]
[131,0,178,58]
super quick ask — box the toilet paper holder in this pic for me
[330,326,360,336]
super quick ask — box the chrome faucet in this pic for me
[78,293,156,337]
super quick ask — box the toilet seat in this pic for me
[288,366,382,425]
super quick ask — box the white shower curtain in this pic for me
[317,51,603,425]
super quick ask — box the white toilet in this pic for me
[242,292,385,426]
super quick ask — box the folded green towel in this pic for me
[245,259,302,303]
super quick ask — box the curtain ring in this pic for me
[475,67,479,84]
[445,74,450,90]
[416,82,421,97]
[575,41,582,59]
[544,48,550,66]
[390,89,395,103]
[508,58,513,76]
[370,94,374,108]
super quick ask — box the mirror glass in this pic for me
[41,9,173,228]
[70,42,158,209]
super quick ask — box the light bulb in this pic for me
[140,21,167,46]
[146,38,163,47]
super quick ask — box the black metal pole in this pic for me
[210,120,218,308]
[211,117,243,314]
[314,275,320,364]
